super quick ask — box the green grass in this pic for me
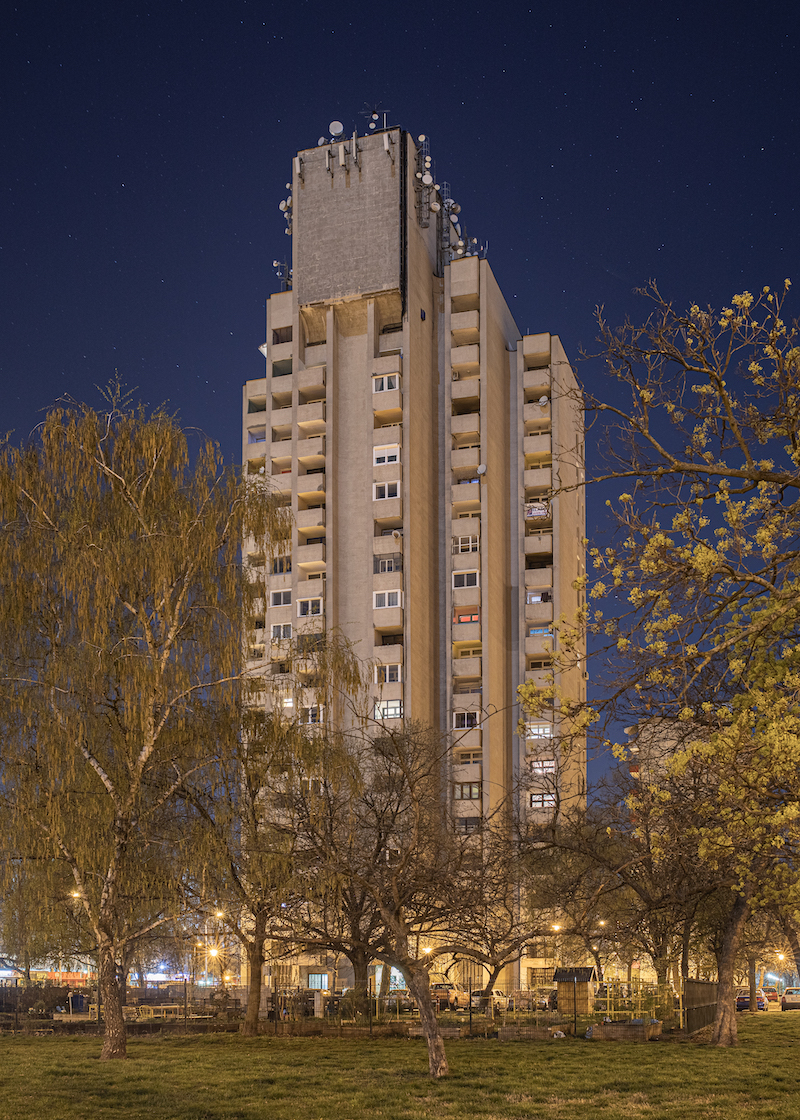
[1,1013,798,1120]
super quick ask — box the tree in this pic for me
[584,281,800,1043]
[0,388,289,1058]
[285,720,480,1079]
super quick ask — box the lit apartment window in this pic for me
[297,597,322,617]
[272,556,292,574]
[525,724,553,740]
[453,711,479,730]
[375,664,401,683]
[300,706,322,724]
[526,590,552,604]
[453,535,479,554]
[528,626,553,638]
[458,749,482,765]
[453,610,479,625]
[271,590,291,607]
[374,482,399,500]
[373,374,398,392]
[530,759,556,776]
[454,782,481,800]
[374,445,400,465]
[271,623,292,640]
[248,427,267,443]
[374,699,403,720]
[374,590,402,609]
[453,571,479,589]
[530,793,557,809]
[458,646,481,658]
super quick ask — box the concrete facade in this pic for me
[242,126,586,988]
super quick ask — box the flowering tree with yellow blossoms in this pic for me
[584,280,800,1044]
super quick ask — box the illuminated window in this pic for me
[530,793,557,809]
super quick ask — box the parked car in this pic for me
[470,988,509,1011]
[735,987,768,1011]
[781,987,800,1011]
[428,982,469,1010]
[762,985,779,1003]
[386,989,415,1013]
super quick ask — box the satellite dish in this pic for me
[329,120,344,136]
[317,137,325,146]
[539,396,549,405]
[369,122,376,129]
[430,201,441,212]
[418,134,426,142]
[279,201,287,211]
[477,464,487,476]
[391,529,402,540]
[422,173,433,186]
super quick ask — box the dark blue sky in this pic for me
[3,0,797,772]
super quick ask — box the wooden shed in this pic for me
[553,967,597,1016]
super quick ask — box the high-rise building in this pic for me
[242,124,586,901]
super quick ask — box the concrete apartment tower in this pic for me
[242,126,586,985]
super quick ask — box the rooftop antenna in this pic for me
[272,259,292,292]
[360,103,391,131]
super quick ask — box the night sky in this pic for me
[3,1,798,772]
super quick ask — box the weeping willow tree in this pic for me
[176,633,369,1036]
[0,388,289,1059]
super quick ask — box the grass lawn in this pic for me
[1,1012,798,1120]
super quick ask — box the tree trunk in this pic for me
[748,957,757,1014]
[241,912,267,1036]
[98,941,127,1060]
[347,947,370,1014]
[781,916,800,979]
[404,963,449,1078]
[378,959,391,998]
[710,889,751,1047]
[681,914,692,982]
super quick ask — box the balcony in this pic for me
[453,586,481,608]
[297,401,326,435]
[524,433,551,459]
[452,621,481,644]
[451,481,481,513]
[271,470,293,494]
[450,309,480,346]
[525,635,553,657]
[524,400,551,428]
[297,507,326,535]
[373,643,404,665]
[452,726,482,749]
[452,376,480,402]
[525,601,554,623]
[373,389,403,426]
[304,343,327,366]
[297,364,326,398]
[271,405,292,429]
[525,532,553,556]
[378,329,403,355]
[525,669,553,688]
[523,365,551,396]
[296,435,325,467]
[297,473,326,501]
[373,497,403,526]
[451,446,480,472]
[525,566,553,589]
[372,353,402,376]
[451,413,480,438]
[453,655,481,678]
[373,606,404,633]
[296,542,326,572]
[524,467,552,493]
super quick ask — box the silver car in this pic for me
[781,987,800,1010]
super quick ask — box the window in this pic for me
[271,590,291,607]
[526,590,552,604]
[453,571,479,589]
[374,590,402,609]
[453,610,479,625]
[453,711,479,729]
[456,816,481,833]
[381,633,403,646]
[271,623,292,640]
[374,699,403,720]
[272,326,292,345]
[249,647,264,660]
[525,724,553,740]
[248,426,267,443]
[374,445,400,465]
[374,554,402,574]
[530,793,557,809]
[271,660,291,676]
[307,973,328,990]
[301,706,322,724]
[529,659,551,671]
[254,618,265,630]
[381,526,403,537]
[530,759,556,776]
[459,646,481,658]
[459,749,482,765]
[272,359,293,378]
[453,535,479,554]
[272,556,292,574]
[373,374,398,392]
[374,481,399,500]
[297,597,322,616]
[528,627,553,638]
[525,501,550,520]
[375,664,401,684]
[454,782,481,800]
